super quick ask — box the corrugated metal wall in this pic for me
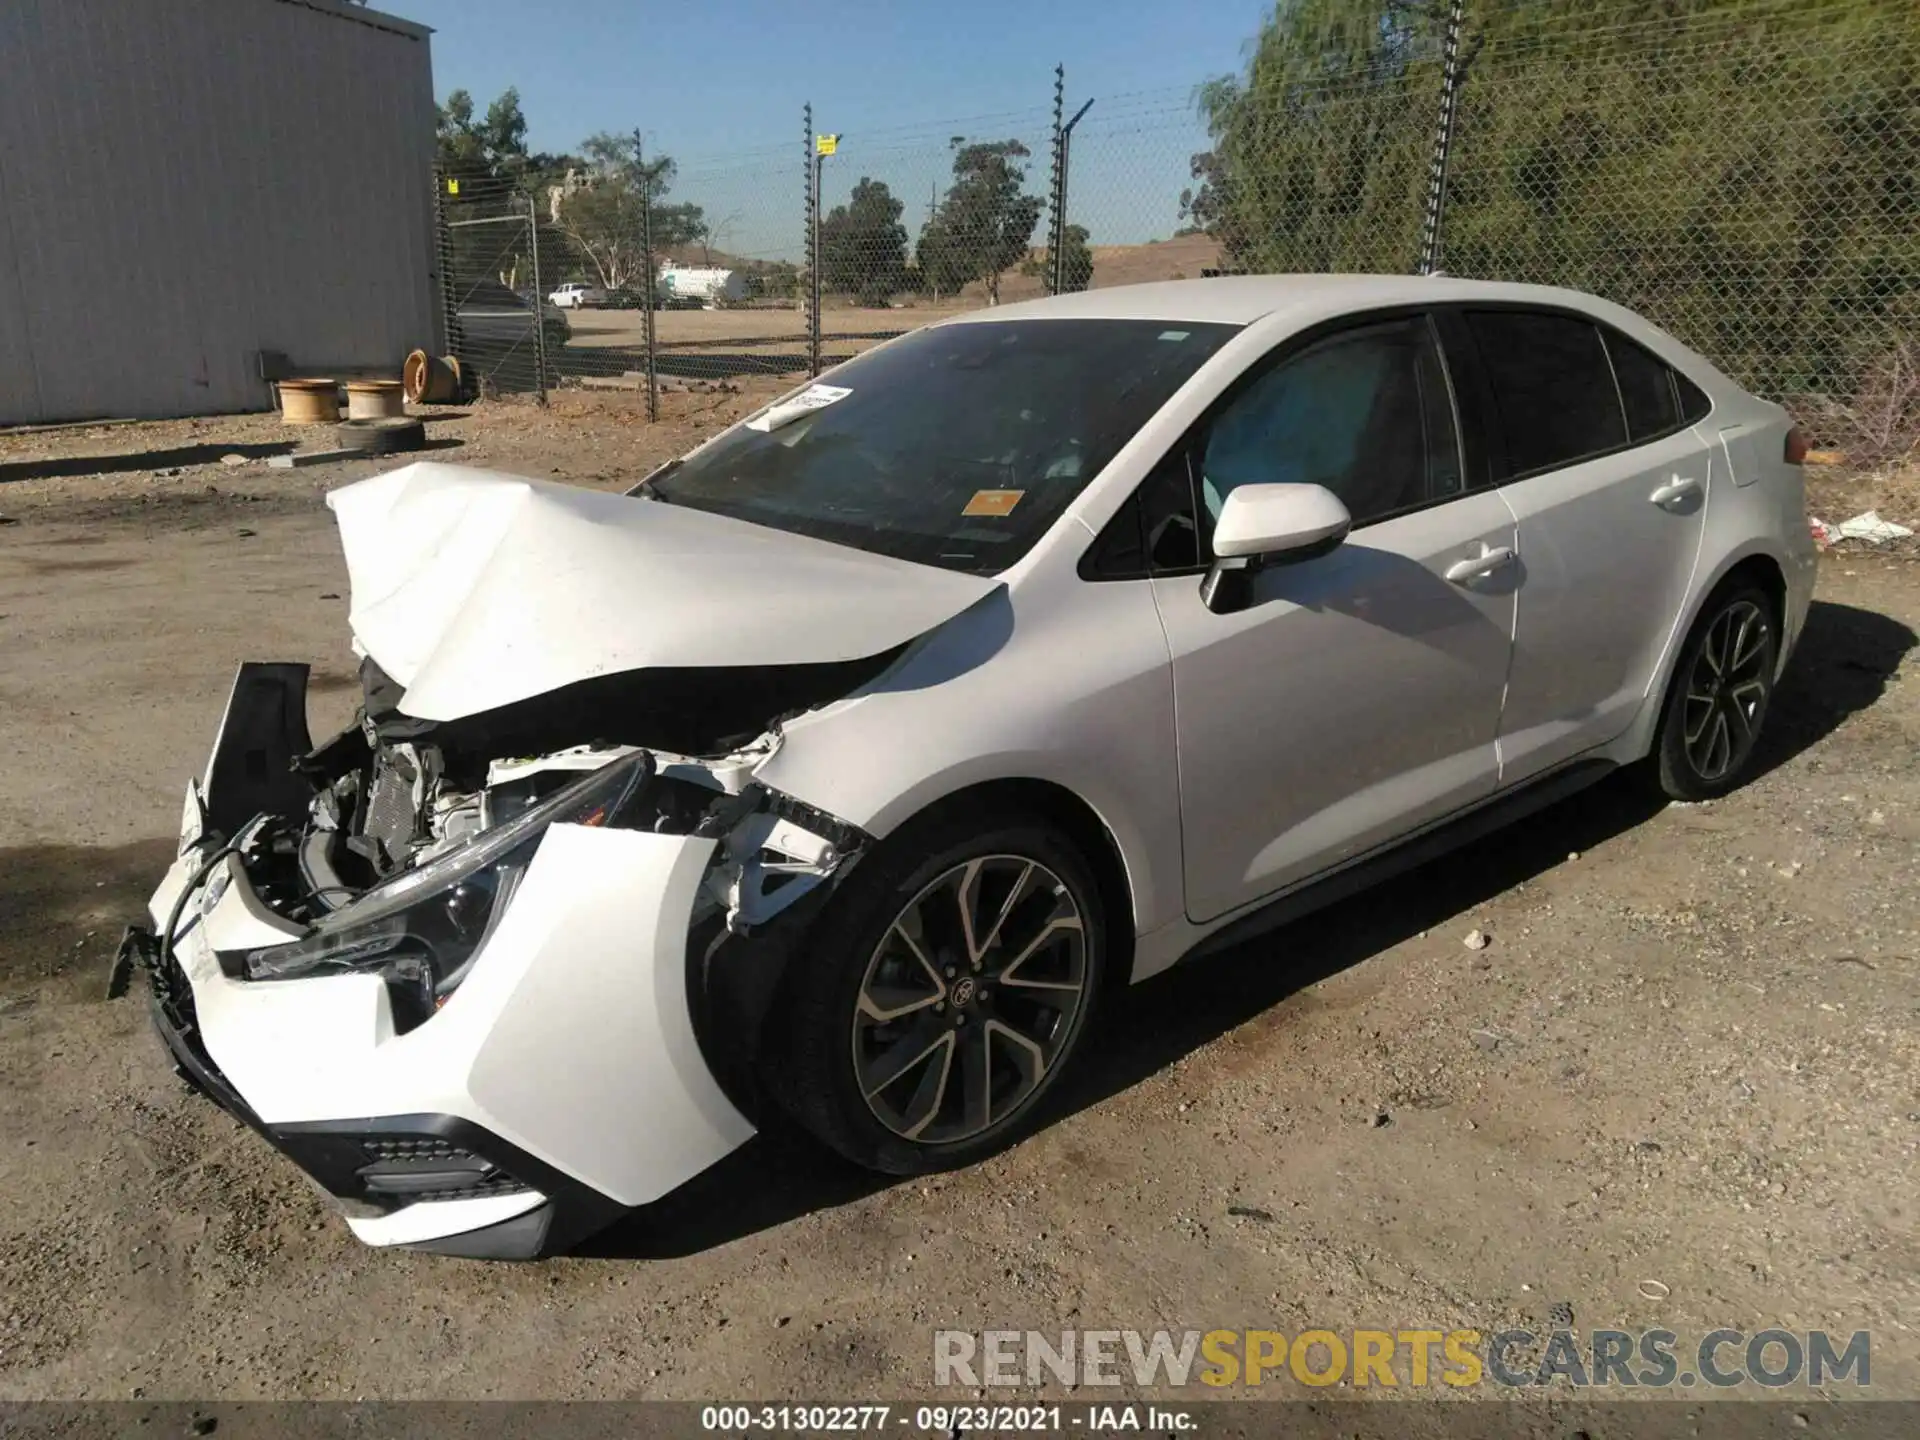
[0,0,439,425]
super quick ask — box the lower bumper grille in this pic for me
[127,925,533,1215]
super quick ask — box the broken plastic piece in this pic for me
[1832,510,1914,544]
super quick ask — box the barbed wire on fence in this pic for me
[429,0,1919,459]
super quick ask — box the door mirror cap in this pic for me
[1211,483,1353,560]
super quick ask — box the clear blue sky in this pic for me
[390,0,1275,254]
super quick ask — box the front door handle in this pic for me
[1650,475,1702,508]
[1444,545,1515,584]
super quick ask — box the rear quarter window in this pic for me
[1602,329,1682,442]
[1674,369,1714,424]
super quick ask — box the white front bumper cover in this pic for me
[131,651,869,1264]
[139,796,766,1258]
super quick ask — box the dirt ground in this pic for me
[0,397,1916,1403]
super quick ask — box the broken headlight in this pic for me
[242,750,654,1029]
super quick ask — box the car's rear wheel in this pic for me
[1653,581,1779,801]
[774,807,1107,1175]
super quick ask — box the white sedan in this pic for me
[122,275,1817,1258]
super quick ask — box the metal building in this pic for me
[0,0,440,425]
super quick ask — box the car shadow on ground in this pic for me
[0,441,296,483]
[578,598,1915,1261]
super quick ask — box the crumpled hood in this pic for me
[325,462,998,722]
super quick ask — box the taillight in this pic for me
[1784,425,1810,465]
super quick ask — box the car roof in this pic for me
[936,273,1642,329]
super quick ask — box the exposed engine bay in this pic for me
[201,659,870,1047]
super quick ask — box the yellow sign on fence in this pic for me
[814,134,838,156]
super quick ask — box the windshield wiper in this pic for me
[627,459,683,501]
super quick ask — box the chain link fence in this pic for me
[433,0,1918,460]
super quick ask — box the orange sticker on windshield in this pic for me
[963,489,1024,518]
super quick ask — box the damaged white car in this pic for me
[119,276,1816,1258]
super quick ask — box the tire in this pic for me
[333,417,425,455]
[1652,581,1780,802]
[773,805,1109,1175]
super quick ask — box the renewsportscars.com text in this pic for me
[933,1328,1871,1390]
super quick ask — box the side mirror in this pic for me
[1201,483,1352,614]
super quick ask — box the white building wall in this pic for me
[0,0,440,424]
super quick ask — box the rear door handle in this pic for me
[1444,545,1515,584]
[1650,475,1702,507]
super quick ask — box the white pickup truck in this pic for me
[548,282,607,309]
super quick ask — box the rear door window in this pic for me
[1465,310,1627,477]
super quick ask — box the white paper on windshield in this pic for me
[744,383,852,433]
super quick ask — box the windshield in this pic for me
[647,318,1237,573]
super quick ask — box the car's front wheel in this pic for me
[1653,580,1780,801]
[775,806,1108,1175]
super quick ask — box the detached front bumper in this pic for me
[130,669,758,1258]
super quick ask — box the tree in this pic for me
[551,130,708,291]
[1024,222,1095,293]
[1187,0,1920,402]
[435,87,530,186]
[918,138,1044,305]
[914,216,970,301]
[819,178,909,306]
[744,261,801,301]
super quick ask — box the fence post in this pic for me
[640,145,659,422]
[432,168,464,359]
[1055,91,1093,295]
[1048,66,1065,296]
[1417,0,1468,276]
[804,102,821,377]
[526,192,549,404]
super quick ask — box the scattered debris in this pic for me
[319,592,341,599]
[153,466,186,478]
[0,514,17,526]
[189,1416,217,1437]
[658,376,742,395]
[1638,1279,1671,1300]
[235,528,256,538]
[1547,1300,1575,1327]
[1226,1205,1277,1223]
[267,447,360,468]
[1805,449,1847,466]
[1471,1028,1503,1052]
[219,453,249,467]
[1833,510,1914,544]
[1463,928,1490,951]
[1370,1109,1393,1128]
